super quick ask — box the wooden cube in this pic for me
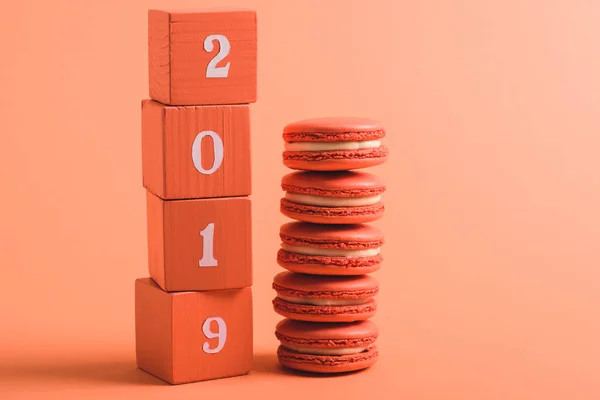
[135,278,253,384]
[142,100,251,200]
[146,192,252,292]
[149,9,257,105]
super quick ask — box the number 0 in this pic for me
[204,34,231,78]
[202,317,227,354]
[192,130,224,175]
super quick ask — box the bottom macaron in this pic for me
[275,319,379,374]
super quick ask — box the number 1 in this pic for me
[199,223,217,267]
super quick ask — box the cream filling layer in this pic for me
[285,193,381,207]
[281,243,380,257]
[285,140,381,152]
[277,295,370,306]
[282,344,371,356]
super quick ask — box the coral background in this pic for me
[1,0,599,398]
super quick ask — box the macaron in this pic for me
[278,222,384,275]
[282,117,389,171]
[275,319,379,373]
[280,170,385,224]
[272,271,378,322]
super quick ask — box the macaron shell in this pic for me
[284,131,385,143]
[283,117,384,134]
[277,249,382,275]
[275,319,378,343]
[273,271,379,297]
[283,146,388,171]
[282,171,385,196]
[280,199,384,224]
[272,297,377,322]
[283,147,388,171]
[280,222,384,250]
[277,345,378,374]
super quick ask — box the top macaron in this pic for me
[283,117,388,171]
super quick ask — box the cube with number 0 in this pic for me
[135,278,252,384]
[149,9,257,105]
[146,192,252,292]
[142,100,251,200]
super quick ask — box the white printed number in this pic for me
[191,130,224,175]
[202,317,227,354]
[204,34,231,78]
[199,223,217,267]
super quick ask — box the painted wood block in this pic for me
[142,100,251,200]
[146,191,252,292]
[148,9,257,105]
[135,278,253,384]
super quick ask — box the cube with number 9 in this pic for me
[148,9,257,105]
[146,192,252,291]
[142,100,251,200]
[135,278,252,384]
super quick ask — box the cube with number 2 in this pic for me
[142,100,251,200]
[146,192,252,292]
[148,9,257,105]
[135,278,253,384]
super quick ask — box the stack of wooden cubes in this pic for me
[135,8,257,385]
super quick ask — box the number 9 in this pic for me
[202,317,227,354]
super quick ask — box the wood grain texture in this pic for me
[146,192,252,292]
[135,278,252,384]
[148,9,257,105]
[148,10,171,103]
[135,278,173,382]
[141,100,251,200]
[141,100,166,198]
[146,192,165,287]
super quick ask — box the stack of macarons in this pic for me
[274,117,387,374]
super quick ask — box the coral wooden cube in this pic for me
[149,9,257,105]
[146,192,252,292]
[142,100,251,200]
[135,278,253,384]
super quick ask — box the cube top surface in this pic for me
[150,8,256,18]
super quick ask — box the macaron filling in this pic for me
[281,344,372,356]
[277,295,371,306]
[285,193,382,207]
[281,243,380,257]
[284,140,381,152]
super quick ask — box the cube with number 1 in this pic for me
[146,192,252,292]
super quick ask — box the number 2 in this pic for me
[199,223,217,267]
[202,317,227,354]
[204,34,231,78]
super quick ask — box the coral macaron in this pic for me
[282,117,389,171]
[272,272,378,322]
[280,170,385,224]
[276,319,379,373]
[278,222,384,275]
